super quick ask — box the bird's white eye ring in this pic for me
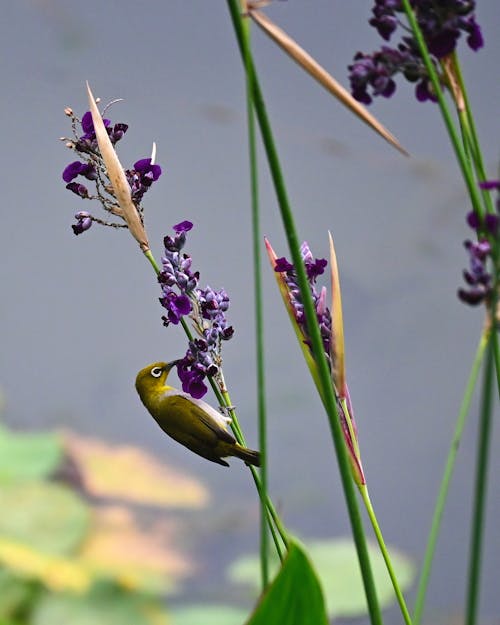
[151,367,163,378]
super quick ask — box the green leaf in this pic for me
[228,537,415,618]
[171,605,249,625]
[0,569,34,618]
[0,479,90,556]
[31,590,169,625]
[0,425,62,480]
[246,539,328,625]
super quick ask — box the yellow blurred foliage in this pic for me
[62,431,209,509]
[0,537,90,593]
[78,506,192,594]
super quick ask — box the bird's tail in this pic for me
[234,444,261,467]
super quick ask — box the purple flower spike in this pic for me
[158,222,234,399]
[62,101,161,237]
[349,0,483,105]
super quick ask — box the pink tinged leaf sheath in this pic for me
[339,390,365,486]
[264,238,322,395]
[247,7,408,156]
[86,82,150,253]
[328,232,365,485]
[328,231,345,396]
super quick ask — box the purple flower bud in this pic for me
[466,211,480,230]
[66,182,89,198]
[173,220,193,233]
[485,214,499,235]
[479,180,500,191]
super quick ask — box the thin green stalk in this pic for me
[451,53,493,212]
[226,5,383,624]
[400,0,483,215]
[241,12,270,589]
[465,335,494,625]
[412,329,490,625]
[360,487,412,625]
[144,249,161,274]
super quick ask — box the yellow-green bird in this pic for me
[135,361,260,467]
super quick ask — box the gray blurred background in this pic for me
[1,1,499,622]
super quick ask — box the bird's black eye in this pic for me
[151,367,163,378]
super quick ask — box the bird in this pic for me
[135,361,260,467]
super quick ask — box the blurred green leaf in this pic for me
[0,479,90,556]
[246,539,328,625]
[171,605,248,625]
[0,569,34,618]
[228,537,415,618]
[0,425,62,480]
[31,589,169,625]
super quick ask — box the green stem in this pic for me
[226,4,383,624]
[241,12,270,589]
[412,329,489,625]
[451,53,493,215]
[144,249,161,274]
[360,486,412,625]
[399,0,483,215]
[465,334,494,625]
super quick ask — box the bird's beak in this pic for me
[164,360,180,373]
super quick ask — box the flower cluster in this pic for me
[458,181,500,306]
[159,221,234,398]
[274,243,332,365]
[348,0,483,104]
[61,108,161,235]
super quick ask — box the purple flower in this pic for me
[62,161,97,183]
[174,220,194,233]
[71,211,92,236]
[126,158,162,203]
[160,293,192,325]
[176,362,208,399]
[349,0,483,104]
[275,257,294,273]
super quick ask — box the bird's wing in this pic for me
[166,394,236,445]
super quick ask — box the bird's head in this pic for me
[135,361,178,397]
